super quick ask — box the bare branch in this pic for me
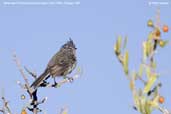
[24,66,37,79]
[13,50,82,114]
[158,106,171,114]
[59,106,68,114]
[46,67,82,88]
[12,51,32,97]
[1,96,11,114]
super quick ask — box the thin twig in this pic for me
[24,66,37,79]
[12,52,32,97]
[158,106,171,114]
[1,96,11,114]
[59,106,68,114]
[13,52,39,114]
[46,68,82,88]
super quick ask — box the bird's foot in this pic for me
[65,77,74,83]
[52,82,59,88]
[39,80,49,87]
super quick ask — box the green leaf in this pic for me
[134,95,140,111]
[114,36,122,55]
[130,75,135,91]
[139,96,146,114]
[146,66,151,79]
[138,64,144,77]
[147,40,153,56]
[148,32,153,40]
[139,98,144,113]
[143,73,157,94]
[123,50,129,75]
[143,42,147,61]
[143,40,153,61]
[151,61,157,69]
[149,95,159,108]
[144,100,152,114]
[146,41,150,56]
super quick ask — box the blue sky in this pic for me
[0,0,171,114]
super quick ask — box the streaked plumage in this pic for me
[31,39,77,90]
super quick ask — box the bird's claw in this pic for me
[39,81,49,87]
[66,77,74,83]
[52,82,59,87]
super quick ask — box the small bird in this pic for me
[31,39,77,90]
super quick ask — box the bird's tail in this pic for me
[31,68,49,89]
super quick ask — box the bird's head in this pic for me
[62,38,77,50]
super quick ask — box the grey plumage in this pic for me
[31,39,77,90]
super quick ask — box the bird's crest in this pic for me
[62,38,77,49]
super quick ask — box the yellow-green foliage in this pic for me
[114,17,170,114]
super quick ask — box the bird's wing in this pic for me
[48,50,69,68]
[47,50,70,76]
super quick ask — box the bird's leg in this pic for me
[45,75,50,80]
[52,77,58,87]
[64,76,74,83]
[53,77,57,84]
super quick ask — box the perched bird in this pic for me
[31,39,77,90]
